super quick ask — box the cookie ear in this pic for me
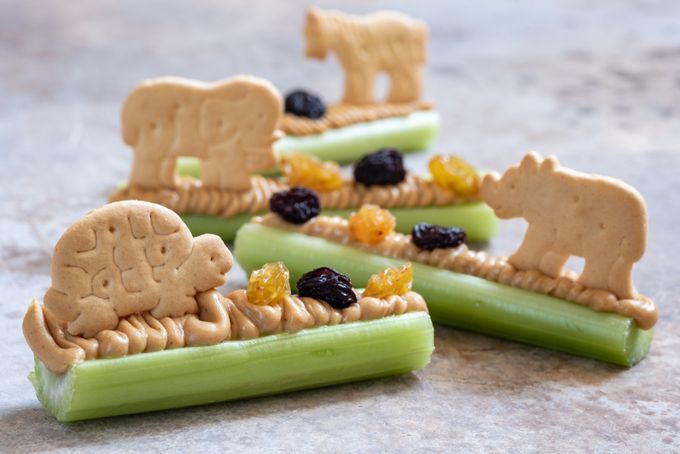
[307,7,321,22]
[519,152,541,173]
[540,155,559,173]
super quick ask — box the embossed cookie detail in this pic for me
[43,201,233,337]
[122,75,282,190]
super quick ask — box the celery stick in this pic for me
[177,111,440,178]
[275,111,440,163]
[181,213,255,240]
[29,312,433,422]
[234,224,654,366]
[182,202,497,243]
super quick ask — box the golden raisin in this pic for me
[246,262,291,306]
[429,155,479,196]
[281,153,344,192]
[363,263,413,298]
[348,204,396,244]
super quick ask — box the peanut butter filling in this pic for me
[110,174,474,219]
[255,214,658,329]
[110,175,288,218]
[24,288,426,374]
[280,102,433,136]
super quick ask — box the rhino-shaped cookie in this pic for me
[43,201,233,337]
[481,152,647,300]
[122,75,282,191]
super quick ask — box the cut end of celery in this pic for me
[29,312,433,421]
[177,111,440,178]
[234,224,654,367]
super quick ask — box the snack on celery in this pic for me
[267,7,437,163]
[234,153,657,366]
[109,9,466,241]
[111,139,498,242]
[22,200,433,421]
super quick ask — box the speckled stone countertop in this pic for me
[2,1,679,452]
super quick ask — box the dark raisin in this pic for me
[411,223,466,251]
[270,187,321,224]
[296,267,358,309]
[353,148,406,186]
[285,89,326,119]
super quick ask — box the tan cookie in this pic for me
[481,152,647,299]
[122,75,282,190]
[305,7,427,105]
[41,200,232,337]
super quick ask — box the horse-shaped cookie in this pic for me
[481,152,647,299]
[305,7,427,105]
[122,75,282,190]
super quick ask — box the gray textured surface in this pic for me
[2,0,680,452]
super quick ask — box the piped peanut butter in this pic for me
[255,213,657,329]
[25,289,426,374]
[110,174,473,219]
[280,102,432,136]
[22,200,427,374]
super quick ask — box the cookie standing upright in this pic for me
[122,75,281,190]
[305,7,427,104]
[481,152,647,299]
[274,7,439,162]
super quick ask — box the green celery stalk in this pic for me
[29,312,434,422]
[275,111,440,163]
[234,224,654,367]
[182,202,498,243]
[177,111,440,178]
[181,213,256,240]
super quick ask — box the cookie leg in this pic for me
[158,156,177,187]
[201,157,251,191]
[508,226,552,271]
[538,250,569,279]
[343,68,375,105]
[578,255,616,294]
[200,157,222,187]
[606,257,636,300]
[387,67,422,104]
[129,150,164,187]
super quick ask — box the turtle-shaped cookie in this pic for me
[44,200,233,337]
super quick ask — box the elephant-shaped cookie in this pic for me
[122,75,282,191]
[42,201,233,337]
[481,152,647,300]
[305,8,427,105]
